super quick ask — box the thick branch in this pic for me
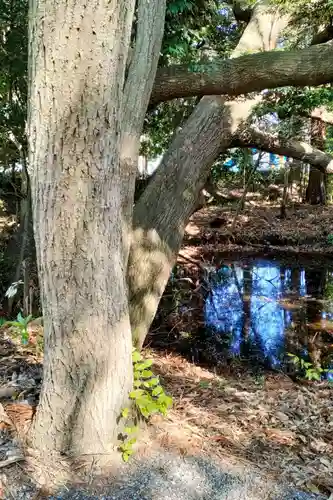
[120,0,166,262]
[150,41,333,106]
[309,106,333,126]
[129,4,289,349]
[123,0,166,133]
[233,127,333,173]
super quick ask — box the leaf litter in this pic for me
[149,350,333,497]
[0,270,331,496]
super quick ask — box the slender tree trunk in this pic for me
[129,4,289,349]
[27,0,136,457]
[280,161,290,218]
[306,167,326,204]
[306,118,327,204]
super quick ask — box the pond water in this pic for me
[201,257,333,379]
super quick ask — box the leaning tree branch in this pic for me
[123,0,166,134]
[308,106,333,126]
[233,127,333,173]
[150,41,333,106]
[120,0,166,262]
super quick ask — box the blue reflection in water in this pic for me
[204,260,332,374]
[249,264,286,368]
[206,266,244,356]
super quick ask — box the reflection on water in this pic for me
[204,259,333,379]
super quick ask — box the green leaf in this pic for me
[25,314,33,325]
[139,407,150,418]
[141,370,154,379]
[132,350,142,363]
[146,402,159,414]
[129,389,145,399]
[134,362,147,372]
[139,360,153,369]
[136,396,151,408]
[152,386,163,397]
[158,394,173,408]
[122,452,130,462]
[124,426,138,434]
[121,407,130,418]
[146,377,159,387]
[133,380,142,388]
[6,321,21,327]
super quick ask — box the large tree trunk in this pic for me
[129,4,289,349]
[306,118,327,204]
[28,0,165,458]
[27,0,136,457]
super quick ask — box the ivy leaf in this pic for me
[139,359,153,369]
[146,377,160,387]
[124,426,138,434]
[129,389,145,399]
[121,407,130,418]
[152,386,163,397]
[132,350,142,363]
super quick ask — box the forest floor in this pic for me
[0,328,331,498]
[0,202,332,497]
[185,202,333,258]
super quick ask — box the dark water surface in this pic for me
[201,257,333,378]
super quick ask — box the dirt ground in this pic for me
[0,326,332,498]
[151,351,333,497]
[185,203,333,257]
[0,203,332,497]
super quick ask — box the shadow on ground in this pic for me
[46,452,325,500]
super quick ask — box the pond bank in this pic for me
[185,204,333,257]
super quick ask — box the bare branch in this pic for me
[233,127,333,173]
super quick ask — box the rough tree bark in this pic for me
[306,118,327,204]
[150,41,333,106]
[129,3,290,349]
[27,0,165,458]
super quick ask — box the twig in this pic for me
[0,456,25,468]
